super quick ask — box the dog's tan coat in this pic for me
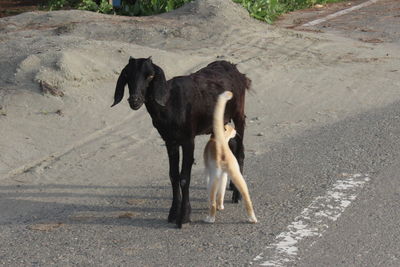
[203,91,257,223]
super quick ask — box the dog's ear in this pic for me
[111,68,127,107]
[151,63,169,106]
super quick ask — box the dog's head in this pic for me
[224,124,237,141]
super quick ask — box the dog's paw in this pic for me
[248,214,258,224]
[204,216,215,224]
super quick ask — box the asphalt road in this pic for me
[252,100,400,266]
[308,0,400,45]
[264,1,400,265]
[2,93,400,267]
[1,0,400,266]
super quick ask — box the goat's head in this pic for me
[111,57,169,110]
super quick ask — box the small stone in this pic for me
[39,80,64,97]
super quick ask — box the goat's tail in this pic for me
[213,91,233,144]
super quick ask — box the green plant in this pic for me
[46,0,192,15]
[118,0,191,16]
[48,0,67,10]
[233,0,344,24]
[47,0,82,10]
[78,0,98,11]
[233,0,284,23]
[98,0,114,13]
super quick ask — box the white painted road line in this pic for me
[302,0,381,27]
[251,173,370,266]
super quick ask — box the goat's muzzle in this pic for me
[128,96,144,110]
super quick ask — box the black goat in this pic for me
[112,57,251,228]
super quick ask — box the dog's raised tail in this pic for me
[213,91,233,144]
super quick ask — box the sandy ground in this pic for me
[0,0,400,264]
[1,0,399,179]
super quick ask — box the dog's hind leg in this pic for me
[204,167,222,223]
[226,158,257,223]
[216,172,228,210]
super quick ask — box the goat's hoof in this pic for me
[217,205,224,211]
[176,215,191,228]
[181,217,191,224]
[204,216,215,223]
[176,220,191,229]
[168,211,181,223]
[168,213,177,223]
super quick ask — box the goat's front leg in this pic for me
[166,142,181,223]
[177,139,195,228]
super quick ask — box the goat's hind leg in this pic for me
[228,137,244,203]
[166,143,181,223]
[230,114,246,203]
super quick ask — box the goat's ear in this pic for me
[111,68,127,107]
[129,56,135,62]
[152,64,169,106]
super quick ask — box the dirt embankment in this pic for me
[1,0,399,180]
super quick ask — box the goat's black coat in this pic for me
[112,57,251,228]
